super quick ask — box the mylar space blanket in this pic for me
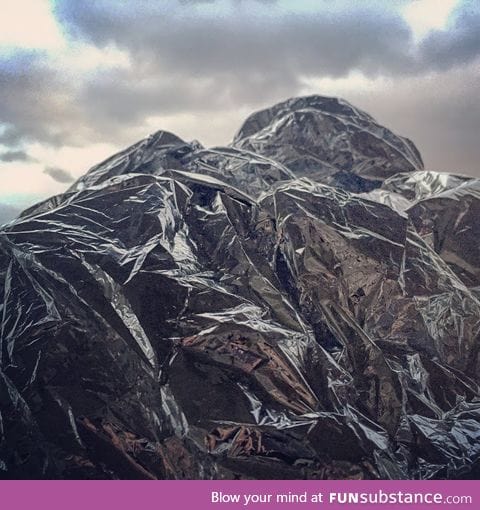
[1,96,479,479]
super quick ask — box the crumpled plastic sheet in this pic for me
[232,96,424,192]
[1,96,480,480]
[362,171,480,288]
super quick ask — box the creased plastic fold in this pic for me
[1,96,479,480]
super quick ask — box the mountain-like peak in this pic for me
[233,95,424,192]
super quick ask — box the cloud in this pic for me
[0,203,20,225]
[55,3,414,79]
[54,0,480,78]
[401,0,460,40]
[419,5,480,70]
[2,2,478,150]
[0,0,479,209]
[45,0,480,143]
[0,149,33,162]
[43,165,75,183]
[178,0,216,3]
[301,58,480,176]
[0,125,25,145]
[0,52,85,146]
[0,0,65,51]
[37,2,416,146]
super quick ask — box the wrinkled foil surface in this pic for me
[1,96,479,479]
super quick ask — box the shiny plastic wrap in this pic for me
[362,171,480,288]
[232,96,424,192]
[1,96,480,480]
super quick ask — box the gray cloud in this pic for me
[0,203,20,225]
[49,0,480,142]
[332,60,480,176]
[178,0,279,4]
[0,150,34,162]
[0,0,479,181]
[41,2,417,145]
[420,6,480,71]
[0,125,25,146]
[0,55,86,147]
[178,0,216,3]
[56,4,414,79]
[55,1,480,78]
[44,166,75,183]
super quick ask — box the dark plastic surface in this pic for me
[1,96,479,479]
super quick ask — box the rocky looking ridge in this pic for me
[1,96,479,479]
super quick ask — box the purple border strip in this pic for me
[0,480,478,510]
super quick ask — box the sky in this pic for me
[0,0,479,216]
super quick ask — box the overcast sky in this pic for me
[1,0,479,211]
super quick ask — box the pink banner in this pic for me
[0,480,477,509]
